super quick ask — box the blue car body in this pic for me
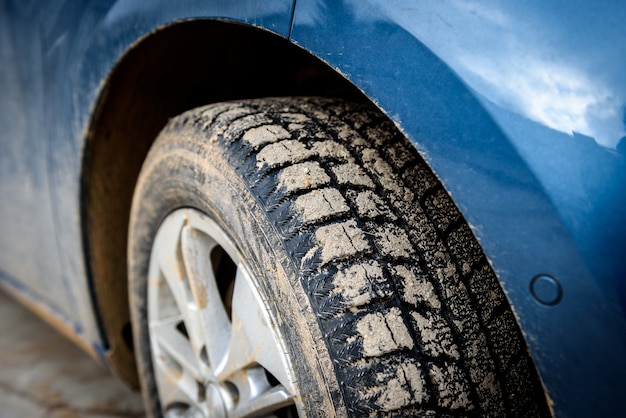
[0,0,624,415]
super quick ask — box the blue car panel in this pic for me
[291,1,626,415]
[0,0,294,350]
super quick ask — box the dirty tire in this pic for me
[129,97,550,417]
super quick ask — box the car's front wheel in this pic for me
[128,97,550,417]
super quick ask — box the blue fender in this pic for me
[0,0,294,359]
[290,0,626,416]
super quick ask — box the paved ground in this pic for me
[0,289,145,417]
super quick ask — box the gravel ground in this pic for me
[0,289,145,417]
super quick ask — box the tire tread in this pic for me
[168,97,549,417]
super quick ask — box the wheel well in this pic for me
[82,19,367,386]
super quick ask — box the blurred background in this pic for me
[0,289,145,418]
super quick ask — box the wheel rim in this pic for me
[147,208,298,417]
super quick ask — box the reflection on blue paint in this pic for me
[374,0,626,149]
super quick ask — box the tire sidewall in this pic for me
[128,130,344,418]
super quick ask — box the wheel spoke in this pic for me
[151,214,210,373]
[217,266,295,394]
[237,385,293,417]
[152,344,205,413]
[180,223,232,371]
[229,367,293,417]
[152,213,192,322]
[151,317,201,382]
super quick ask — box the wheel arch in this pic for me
[77,6,626,414]
[81,19,368,387]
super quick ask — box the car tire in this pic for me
[128,97,550,417]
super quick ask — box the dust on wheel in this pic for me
[128,97,550,417]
